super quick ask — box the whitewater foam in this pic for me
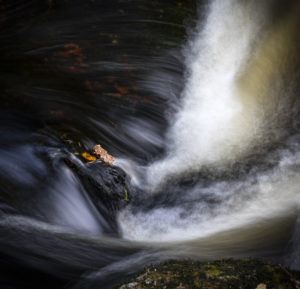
[119,0,300,247]
[146,0,300,190]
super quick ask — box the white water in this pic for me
[120,146,300,242]
[147,0,299,188]
[118,0,300,246]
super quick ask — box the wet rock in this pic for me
[37,130,132,235]
[115,259,300,289]
[64,157,132,236]
[81,162,130,206]
[36,129,131,234]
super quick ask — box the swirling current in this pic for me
[0,0,300,288]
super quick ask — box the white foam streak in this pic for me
[47,167,104,234]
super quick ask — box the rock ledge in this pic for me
[115,259,300,289]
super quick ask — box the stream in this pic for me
[0,1,300,288]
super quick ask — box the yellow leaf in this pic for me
[82,152,96,161]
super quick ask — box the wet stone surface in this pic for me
[115,259,300,289]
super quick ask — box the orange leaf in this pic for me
[82,152,97,161]
[93,145,115,164]
[114,84,129,95]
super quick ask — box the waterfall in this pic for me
[119,1,300,260]
[146,0,300,189]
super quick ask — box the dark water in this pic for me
[1,1,300,288]
[0,1,197,288]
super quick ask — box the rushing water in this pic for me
[0,0,300,288]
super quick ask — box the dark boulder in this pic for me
[64,157,131,236]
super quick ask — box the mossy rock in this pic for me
[115,259,300,289]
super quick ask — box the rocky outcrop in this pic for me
[115,259,300,289]
[34,127,132,236]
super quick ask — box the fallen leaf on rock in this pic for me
[93,144,115,164]
[82,152,97,162]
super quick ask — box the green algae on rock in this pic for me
[115,259,300,289]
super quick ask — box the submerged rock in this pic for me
[115,259,300,289]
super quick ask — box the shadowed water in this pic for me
[0,0,300,289]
